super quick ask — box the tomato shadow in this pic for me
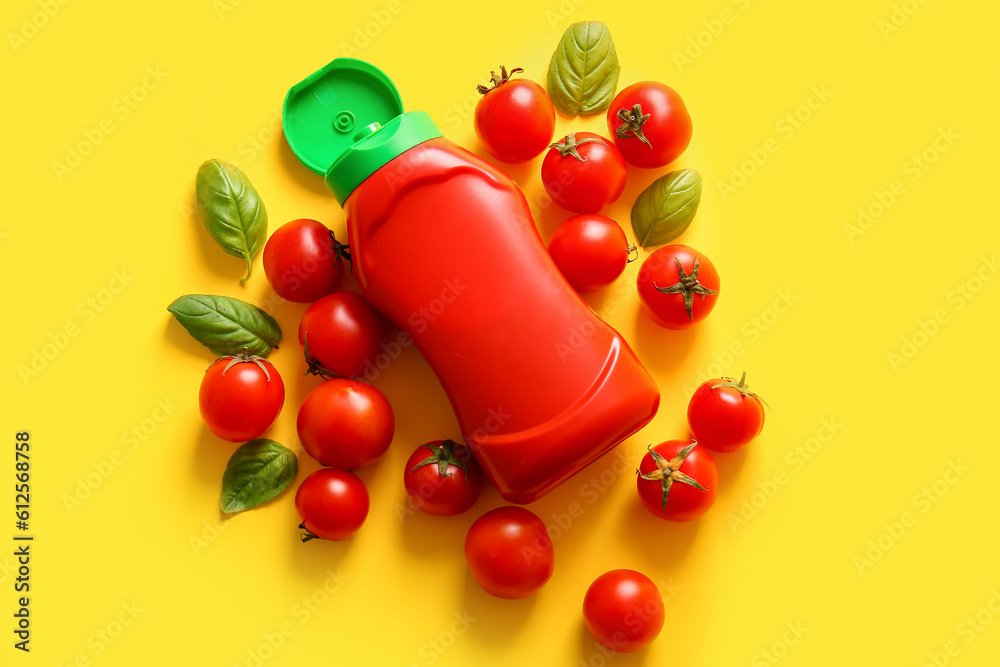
[711,444,751,497]
[631,308,697,372]
[577,622,652,667]
[277,133,332,198]
[617,496,700,570]
[398,503,473,559]
[192,424,236,491]
[285,520,354,582]
[460,567,538,645]
[619,164,663,211]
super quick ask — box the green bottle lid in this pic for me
[283,58,442,205]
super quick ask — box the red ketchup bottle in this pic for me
[284,59,659,503]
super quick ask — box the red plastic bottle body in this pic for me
[345,137,659,504]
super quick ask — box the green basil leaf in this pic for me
[167,294,281,358]
[631,169,703,248]
[547,21,621,116]
[196,159,267,284]
[221,439,298,514]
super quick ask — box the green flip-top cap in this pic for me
[283,58,442,205]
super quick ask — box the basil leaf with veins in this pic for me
[196,159,267,284]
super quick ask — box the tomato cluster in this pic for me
[184,51,769,659]
[469,60,770,653]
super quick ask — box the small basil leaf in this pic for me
[221,439,298,514]
[196,159,268,284]
[167,294,281,358]
[547,21,621,116]
[631,169,703,248]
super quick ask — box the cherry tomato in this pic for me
[637,244,720,330]
[298,291,386,379]
[607,82,692,169]
[636,440,717,522]
[295,468,369,541]
[583,569,665,653]
[403,440,483,516]
[547,214,633,292]
[465,506,553,599]
[688,372,767,453]
[297,378,394,469]
[262,218,348,303]
[199,352,284,442]
[541,132,626,214]
[474,65,556,163]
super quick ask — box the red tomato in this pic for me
[474,66,556,163]
[403,439,484,516]
[295,468,369,541]
[636,440,717,522]
[541,132,626,214]
[465,506,553,599]
[297,378,394,469]
[688,372,767,452]
[262,218,348,303]
[607,82,692,169]
[637,244,720,330]
[583,569,665,653]
[547,214,633,292]
[199,352,284,442]
[298,291,386,379]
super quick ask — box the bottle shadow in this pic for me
[631,307,698,371]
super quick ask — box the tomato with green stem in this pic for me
[607,82,692,169]
[541,132,626,214]
[199,350,284,443]
[403,439,484,516]
[474,65,556,163]
[688,372,768,453]
[637,244,720,329]
[636,440,717,521]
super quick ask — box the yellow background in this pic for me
[4,0,998,665]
